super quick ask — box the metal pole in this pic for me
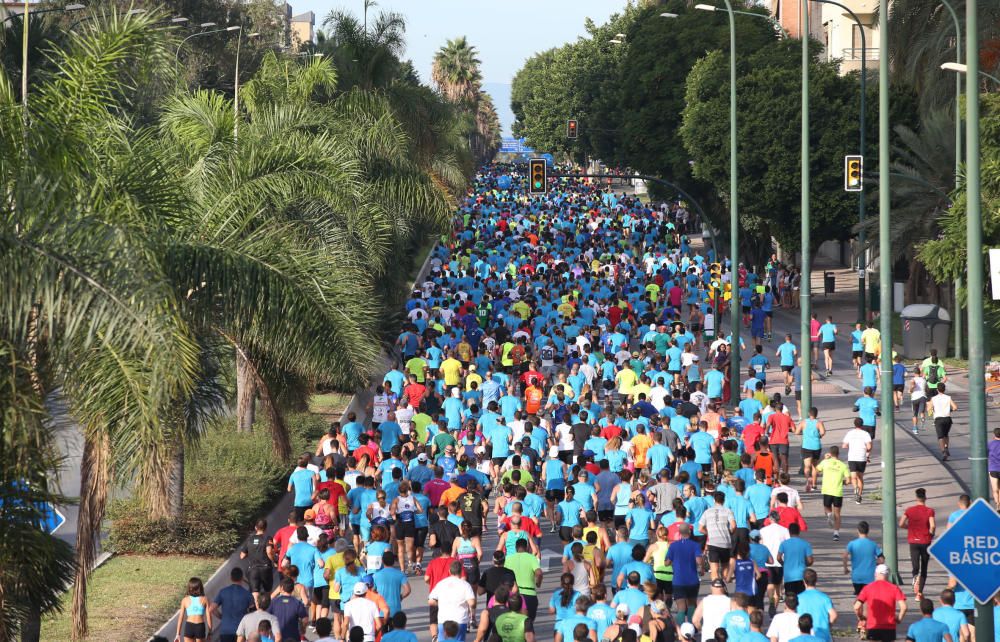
[858,21,867,324]
[964,0,992,637]
[811,0,867,323]
[21,0,29,123]
[877,0,898,581]
[723,0,741,406]
[940,0,963,360]
[800,0,812,415]
[234,28,242,142]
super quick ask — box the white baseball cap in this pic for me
[875,564,890,577]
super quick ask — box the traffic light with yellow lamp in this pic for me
[528,158,547,195]
[844,155,863,192]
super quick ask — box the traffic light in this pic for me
[567,119,578,139]
[528,158,547,195]
[845,155,863,192]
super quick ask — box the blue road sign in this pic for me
[38,501,66,535]
[928,498,1000,603]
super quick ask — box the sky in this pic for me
[292,0,628,134]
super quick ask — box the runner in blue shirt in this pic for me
[844,521,883,594]
[776,335,797,395]
[818,317,837,375]
[853,387,880,438]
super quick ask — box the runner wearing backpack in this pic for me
[921,349,947,400]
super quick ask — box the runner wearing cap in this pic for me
[854,564,907,641]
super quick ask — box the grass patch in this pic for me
[108,412,328,557]
[41,555,222,642]
[309,391,353,417]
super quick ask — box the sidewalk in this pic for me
[756,293,974,639]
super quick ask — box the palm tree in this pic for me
[0,346,76,642]
[321,6,407,92]
[0,10,203,640]
[432,37,483,106]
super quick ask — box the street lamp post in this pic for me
[694,2,785,402]
[175,24,241,88]
[941,9,993,632]
[939,0,964,360]
[800,0,813,416]
[877,0,898,580]
[234,30,261,141]
[810,0,867,324]
[695,1,742,404]
[14,2,86,122]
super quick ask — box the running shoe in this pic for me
[826,513,834,528]
[833,532,840,541]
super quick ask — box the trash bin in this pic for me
[824,271,836,295]
[900,304,951,359]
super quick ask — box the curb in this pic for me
[150,242,439,642]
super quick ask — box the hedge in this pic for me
[108,412,328,556]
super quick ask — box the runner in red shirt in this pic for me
[600,423,623,441]
[403,377,427,409]
[272,511,299,566]
[741,416,765,455]
[899,487,936,600]
[854,564,907,640]
[765,408,794,474]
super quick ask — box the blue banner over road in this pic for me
[928,498,1000,603]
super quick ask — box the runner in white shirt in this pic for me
[909,366,928,434]
[770,475,802,509]
[395,403,414,437]
[929,382,958,460]
[766,595,804,642]
[759,515,789,608]
[371,388,391,426]
[649,383,671,410]
[428,562,476,639]
[343,584,382,642]
[842,420,873,504]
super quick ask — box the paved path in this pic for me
[156,250,995,642]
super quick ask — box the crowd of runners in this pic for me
[173,166,1000,642]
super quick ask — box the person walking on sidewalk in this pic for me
[928,383,957,461]
[899,488,936,602]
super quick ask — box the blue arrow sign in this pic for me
[38,502,66,535]
[928,498,1000,603]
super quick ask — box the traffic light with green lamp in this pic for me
[845,155,863,192]
[528,159,547,195]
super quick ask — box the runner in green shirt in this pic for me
[815,445,850,542]
[504,539,543,620]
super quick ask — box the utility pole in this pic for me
[800,0,812,415]
[965,0,992,637]
[877,0,898,580]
